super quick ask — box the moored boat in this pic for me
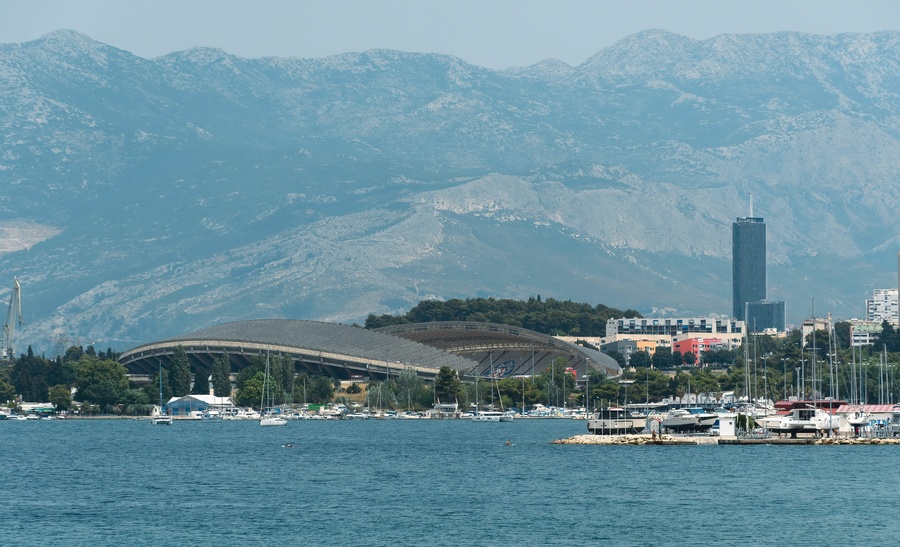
[472,411,504,422]
[660,408,700,432]
[756,403,838,437]
[587,407,647,435]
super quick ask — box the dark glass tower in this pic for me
[732,217,766,320]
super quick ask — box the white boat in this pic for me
[201,409,224,421]
[685,407,718,431]
[472,410,503,422]
[259,352,287,427]
[660,409,700,432]
[846,406,870,428]
[756,405,838,437]
[224,408,259,420]
[587,407,647,435]
[152,363,173,425]
[260,414,288,426]
[499,411,516,422]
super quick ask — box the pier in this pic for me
[554,434,900,446]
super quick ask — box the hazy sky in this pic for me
[3,0,900,69]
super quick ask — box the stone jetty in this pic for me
[554,434,900,446]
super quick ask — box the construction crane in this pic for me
[3,277,22,360]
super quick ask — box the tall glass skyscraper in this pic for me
[732,216,767,321]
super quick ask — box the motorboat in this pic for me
[587,407,647,435]
[201,409,224,421]
[756,404,838,437]
[660,409,700,432]
[685,407,718,431]
[472,411,503,422]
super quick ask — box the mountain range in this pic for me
[1,29,899,355]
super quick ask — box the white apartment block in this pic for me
[866,288,899,326]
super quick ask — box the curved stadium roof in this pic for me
[119,319,620,382]
[119,319,477,380]
[376,321,621,378]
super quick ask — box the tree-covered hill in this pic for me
[364,297,641,337]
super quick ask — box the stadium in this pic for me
[119,319,620,382]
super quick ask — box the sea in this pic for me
[5,417,899,546]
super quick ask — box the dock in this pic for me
[554,434,900,446]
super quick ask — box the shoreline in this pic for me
[553,433,900,445]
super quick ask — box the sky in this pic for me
[3,0,900,68]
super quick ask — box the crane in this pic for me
[3,277,22,359]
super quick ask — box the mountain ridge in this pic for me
[1,29,899,354]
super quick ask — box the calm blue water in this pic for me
[5,418,899,546]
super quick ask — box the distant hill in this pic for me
[1,29,899,354]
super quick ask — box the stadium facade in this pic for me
[119,319,620,383]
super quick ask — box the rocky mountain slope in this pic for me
[1,29,899,353]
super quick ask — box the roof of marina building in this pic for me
[119,319,621,382]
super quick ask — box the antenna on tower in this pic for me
[749,192,754,218]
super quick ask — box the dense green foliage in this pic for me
[169,345,192,397]
[434,365,464,403]
[74,355,129,409]
[365,296,641,336]
[211,353,232,397]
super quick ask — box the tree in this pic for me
[834,321,852,350]
[394,369,424,410]
[169,345,191,397]
[144,368,172,406]
[306,375,335,404]
[0,378,15,404]
[365,381,396,409]
[49,384,71,411]
[211,353,232,397]
[121,388,152,415]
[876,321,900,352]
[651,347,674,370]
[434,366,463,403]
[683,351,697,366]
[74,356,129,410]
[629,351,651,368]
[235,372,264,409]
[191,364,209,395]
[271,354,295,398]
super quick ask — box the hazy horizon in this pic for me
[3,0,900,69]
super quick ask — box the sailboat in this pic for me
[260,352,288,427]
[152,363,173,425]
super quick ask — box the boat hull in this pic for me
[587,418,647,435]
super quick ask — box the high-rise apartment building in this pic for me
[732,216,767,320]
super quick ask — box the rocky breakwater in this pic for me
[816,437,900,445]
[552,434,718,445]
